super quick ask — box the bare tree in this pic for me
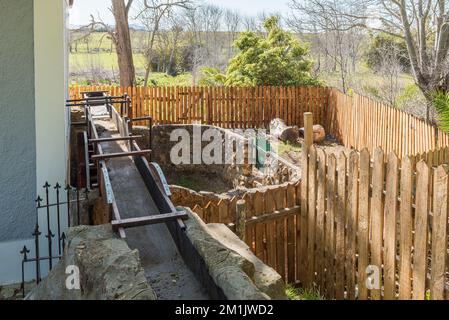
[373,42,405,107]
[135,0,192,86]
[288,0,367,93]
[88,0,192,87]
[111,0,136,87]
[289,0,449,121]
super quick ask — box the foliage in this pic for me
[365,34,410,71]
[397,84,420,108]
[286,285,324,300]
[198,67,227,86]
[277,141,302,156]
[224,17,320,87]
[433,91,449,133]
[135,73,192,86]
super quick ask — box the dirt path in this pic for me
[96,119,209,300]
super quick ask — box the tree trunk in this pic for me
[270,118,299,143]
[112,0,135,87]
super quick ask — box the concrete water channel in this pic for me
[78,93,211,300]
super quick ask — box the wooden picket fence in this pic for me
[327,88,449,159]
[299,144,449,300]
[189,146,449,300]
[191,182,302,284]
[69,85,329,129]
[70,85,449,161]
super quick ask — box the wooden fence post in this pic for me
[304,112,313,148]
[236,200,246,241]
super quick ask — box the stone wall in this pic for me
[134,124,254,188]
[27,215,285,300]
[170,209,286,300]
[27,225,157,300]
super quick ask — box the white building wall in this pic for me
[34,0,68,191]
[0,0,69,285]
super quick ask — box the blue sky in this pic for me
[69,0,291,26]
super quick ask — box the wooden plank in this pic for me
[399,156,413,300]
[306,146,317,288]
[304,112,314,148]
[325,154,337,299]
[299,144,309,284]
[253,191,266,261]
[89,136,142,143]
[370,147,385,300]
[112,211,188,229]
[92,150,151,161]
[218,199,229,224]
[430,166,449,300]
[243,193,255,250]
[358,149,370,300]
[275,186,287,280]
[346,151,359,300]
[383,152,399,300]
[265,188,277,269]
[246,206,300,226]
[286,184,297,283]
[316,149,327,290]
[335,153,347,300]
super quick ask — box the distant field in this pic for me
[70,52,147,73]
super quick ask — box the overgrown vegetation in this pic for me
[222,17,319,87]
[286,285,324,300]
[434,92,449,133]
[276,141,302,156]
[70,0,449,122]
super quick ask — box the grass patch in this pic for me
[137,73,193,86]
[177,175,202,192]
[276,141,302,156]
[286,285,324,300]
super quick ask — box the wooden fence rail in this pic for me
[69,85,449,299]
[300,144,449,300]
[69,85,329,130]
[70,85,449,161]
[327,88,449,159]
[187,145,449,300]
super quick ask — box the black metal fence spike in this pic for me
[20,246,30,260]
[45,230,55,239]
[61,233,67,251]
[32,224,41,237]
[22,182,84,287]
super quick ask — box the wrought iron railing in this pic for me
[19,182,88,297]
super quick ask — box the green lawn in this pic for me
[70,52,147,73]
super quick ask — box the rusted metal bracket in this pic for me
[89,136,143,143]
[91,150,151,161]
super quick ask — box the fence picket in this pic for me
[430,166,449,300]
[346,151,359,300]
[399,156,413,300]
[384,152,399,300]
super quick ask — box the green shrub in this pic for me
[286,285,324,300]
[433,91,449,132]
[198,67,227,86]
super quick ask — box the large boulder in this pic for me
[299,124,326,144]
[207,224,287,300]
[270,119,300,143]
[27,225,157,300]
[182,210,286,300]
